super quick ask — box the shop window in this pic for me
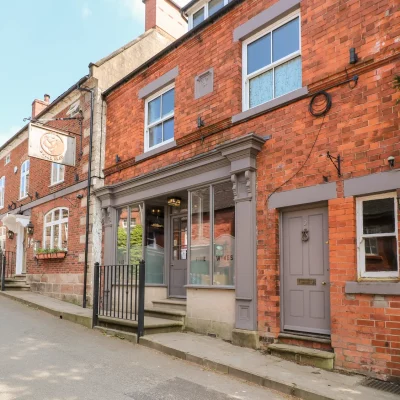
[51,163,65,185]
[0,176,4,209]
[43,208,69,250]
[357,193,398,278]
[20,160,30,199]
[144,85,175,152]
[190,181,235,286]
[242,12,301,110]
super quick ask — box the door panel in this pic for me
[283,207,330,335]
[169,216,187,298]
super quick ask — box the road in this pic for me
[0,296,294,400]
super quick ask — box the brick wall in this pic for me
[104,0,400,378]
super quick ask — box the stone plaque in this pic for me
[195,68,214,99]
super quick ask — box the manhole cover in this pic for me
[361,378,400,395]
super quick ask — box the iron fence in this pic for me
[1,251,17,291]
[92,261,145,341]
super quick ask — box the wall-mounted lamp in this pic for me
[349,48,358,64]
[388,156,395,169]
[197,116,205,128]
[27,221,34,236]
[8,201,16,211]
[7,231,14,240]
[35,192,40,199]
[77,194,84,199]
[115,155,121,163]
[167,197,181,207]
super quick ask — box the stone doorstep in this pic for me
[144,307,186,323]
[94,326,138,343]
[152,299,187,312]
[278,332,332,345]
[267,343,335,371]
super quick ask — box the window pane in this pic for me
[162,89,174,117]
[163,118,174,142]
[363,198,395,234]
[213,182,235,286]
[247,33,271,75]
[45,227,51,249]
[365,236,398,272]
[209,0,224,16]
[190,187,211,285]
[61,222,68,250]
[272,17,300,62]
[274,56,302,98]
[249,69,273,108]
[193,7,205,27]
[54,209,60,221]
[129,204,144,265]
[117,208,128,264]
[148,96,161,124]
[62,209,68,219]
[149,123,163,148]
[53,224,59,249]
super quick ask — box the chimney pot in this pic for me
[44,94,50,103]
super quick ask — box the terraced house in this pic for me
[97,0,400,380]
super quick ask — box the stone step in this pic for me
[268,343,335,370]
[98,315,183,335]
[144,307,186,323]
[94,326,138,343]
[152,299,186,312]
[4,277,26,283]
[4,282,30,291]
[278,332,333,351]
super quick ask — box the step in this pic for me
[278,332,333,351]
[268,343,335,370]
[94,326,138,343]
[152,299,186,312]
[144,307,186,323]
[98,315,183,335]
[4,282,31,291]
[5,277,26,282]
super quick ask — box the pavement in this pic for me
[0,295,293,400]
[0,291,398,400]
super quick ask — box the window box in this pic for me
[35,251,67,260]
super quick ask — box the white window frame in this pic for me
[356,192,399,279]
[242,10,301,111]
[43,207,69,250]
[50,162,65,186]
[0,176,5,209]
[188,0,229,29]
[0,226,6,250]
[4,154,10,165]
[20,160,30,199]
[144,83,175,152]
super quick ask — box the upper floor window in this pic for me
[43,208,69,250]
[243,12,301,110]
[189,0,229,29]
[356,193,398,279]
[0,177,5,209]
[4,154,10,165]
[0,226,6,250]
[51,162,65,185]
[20,160,30,199]
[145,84,175,152]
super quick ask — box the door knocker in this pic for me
[301,228,309,242]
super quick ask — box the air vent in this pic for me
[361,378,400,395]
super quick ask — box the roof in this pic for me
[0,75,89,153]
[181,0,200,12]
[104,0,244,98]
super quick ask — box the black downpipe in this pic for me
[78,85,94,309]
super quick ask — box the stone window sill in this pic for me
[185,285,235,290]
[345,281,400,295]
[135,140,177,163]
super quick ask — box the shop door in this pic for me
[282,207,330,335]
[169,216,187,298]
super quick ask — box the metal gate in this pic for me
[1,251,17,291]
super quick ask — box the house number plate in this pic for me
[297,279,317,286]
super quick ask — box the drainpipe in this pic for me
[77,84,94,309]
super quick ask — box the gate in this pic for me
[92,261,145,341]
[1,251,17,291]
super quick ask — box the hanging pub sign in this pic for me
[28,123,76,166]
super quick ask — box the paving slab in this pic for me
[140,332,399,400]
[0,290,92,328]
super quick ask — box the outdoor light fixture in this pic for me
[349,48,358,64]
[150,208,164,229]
[27,221,34,236]
[167,197,181,207]
[115,154,121,163]
[7,230,14,240]
[388,156,395,169]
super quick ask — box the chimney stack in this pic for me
[142,0,187,39]
[32,94,50,119]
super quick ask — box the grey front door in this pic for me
[282,207,330,335]
[169,216,187,298]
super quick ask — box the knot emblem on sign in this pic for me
[40,133,65,157]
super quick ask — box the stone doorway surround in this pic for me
[96,134,266,347]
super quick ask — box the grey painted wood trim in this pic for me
[138,67,179,99]
[268,182,337,209]
[345,281,400,295]
[184,285,235,290]
[135,141,177,162]
[0,181,87,216]
[232,87,308,124]
[344,170,400,197]
[233,0,301,42]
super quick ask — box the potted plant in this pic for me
[35,247,67,260]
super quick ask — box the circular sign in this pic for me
[40,133,65,157]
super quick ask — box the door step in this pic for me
[94,326,138,343]
[144,307,186,323]
[278,332,333,351]
[152,299,186,312]
[3,277,31,291]
[268,343,334,370]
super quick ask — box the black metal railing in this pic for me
[92,261,145,341]
[1,251,17,291]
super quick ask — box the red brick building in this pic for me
[98,0,399,380]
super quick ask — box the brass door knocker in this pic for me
[301,228,309,242]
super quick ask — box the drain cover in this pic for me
[361,378,400,395]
